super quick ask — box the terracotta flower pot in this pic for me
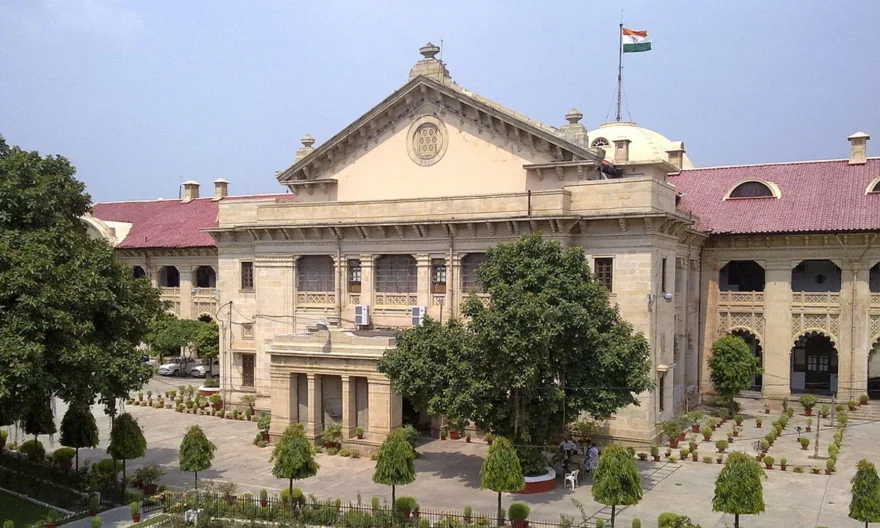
[260,500,268,508]
[132,514,141,523]
[47,523,56,528]
[144,483,158,496]
[733,431,739,437]
[765,464,773,470]
[466,437,471,443]
[691,425,700,433]
[669,439,679,448]
[802,445,809,450]
[825,469,833,475]
[804,409,812,416]
[756,423,763,428]
[450,431,460,440]
[89,510,97,517]
[212,403,222,411]
[440,434,447,440]
[764,409,770,414]
[692,455,698,461]
[512,521,529,528]
[702,435,711,442]
[806,427,811,433]
[677,432,686,441]
[653,455,660,462]
[780,465,787,471]
[59,461,72,470]
[716,459,723,464]
[357,433,364,440]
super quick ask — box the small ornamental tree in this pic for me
[708,335,761,415]
[480,436,525,526]
[713,451,766,528]
[179,425,216,489]
[372,429,416,508]
[107,413,147,487]
[850,459,880,527]
[592,444,643,528]
[60,403,99,472]
[22,398,57,443]
[270,425,319,502]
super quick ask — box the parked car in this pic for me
[157,358,193,377]
[189,358,219,378]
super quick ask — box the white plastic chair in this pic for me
[565,470,579,490]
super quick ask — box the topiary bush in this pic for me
[508,503,530,522]
[51,447,76,465]
[19,440,45,461]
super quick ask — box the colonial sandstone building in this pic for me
[88,44,880,448]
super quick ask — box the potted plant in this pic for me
[465,432,472,443]
[485,433,495,445]
[763,403,770,414]
[137,392,144,402]
[321,423,343,448]
[800,437,810,450]
[46,510,59,528]
[860,394,870,406]
[134,464,165,495]
[665,447,672,459]
[691,450,699,462]
[732,426,741,438]
[689,412,704,433]
[244,408,253,422]
[716,455,724,465]
[734,414,744,426]
[260,489,269,508]
[130,502,141,523]
[240,394,256,414]
[257,413,271,442]
[763,455,774,470]
[701,427,712,442]
[679,448,689,460]
[819,404,830,418]
[756,417,763,428]
[780,457,788,471]
[707,418,717,431]
[209,394,223,411]
[825,459,836,475]
[440,425,448,440]
[805,418,812,433]
[727,432,734,443]
[52,447,76,470]
[91,517,102,528]
[760,440,770,453]
[355,426,365,440]
[848,400,858,411]
[88,494,100,516]
[395,497,419,520]
[449,422,461,440]
[464,506,473,523]
[702,456,713,464]
[661,420,681,448]
[798,394,817,416]
[508,502,530,528]
[782,397,789,412]
[810,466,821,474]
[715,440,728,454]
[20,440,45,462]
[688,439,698,452]
[650,446,660,462]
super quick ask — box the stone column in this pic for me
[180,266,195,320]
[332,255,343,323]
[367,378,402,441]
[762,260,794,400]
[699,255,721,396]
[450,253,463,318]
[306,373,323,439]
[149,266,160,288]
[360,254,376,309]
[341,376,356,439]
[339,258,349,309]
[416,254,432,308]
[268,372,295,440]
[840,261,872,399]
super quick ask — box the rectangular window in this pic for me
[241,354,255,387]
[659,374,665,412]
[594,258,613,292]
[297,256,335,292]
[661,257,668,293]
[431,259,447,294]
[348,259,362,293]
[240,261,254,290]
[461,254,487,293]
[375,255,417,293]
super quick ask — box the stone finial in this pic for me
[212,178,229,201]
[182,180,200,203]
[560,108,588,146]
[295,134,317,163]
[565,108,583,124]
[420,42,440,60]
[848,132,870,165]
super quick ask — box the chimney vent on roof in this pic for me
[213,178,229,201]
[182,180,200,203]
[848,132,870,165]
[613,138,631,163]
[666,141,686,171]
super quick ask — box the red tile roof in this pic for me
[91,194,295,249]
[669,158,880,235]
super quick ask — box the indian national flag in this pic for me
[622,28,651,53]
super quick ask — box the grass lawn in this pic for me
[0,490,53,527]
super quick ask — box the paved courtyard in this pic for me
[6,382,880,528]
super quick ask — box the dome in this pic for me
[589,121,693,169]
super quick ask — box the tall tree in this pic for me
[0,136,164,417]
[270,425,319,502]
[372,429,416,508]
[107,413,147,488]
[379,235,653,473]
[21,398,57,443]
[708,335,761,415]
[145,315,218,362]
[59,403,99,472]
[479,436,524,525]
[179,425,216,489]
[713,451,766,528]
[592,444,643,528]
[850,459,880,527]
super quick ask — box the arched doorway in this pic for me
[791,332,838,394]
[731,330,763,391]
[869,339,880,400]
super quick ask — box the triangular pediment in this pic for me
[277,76,601,187]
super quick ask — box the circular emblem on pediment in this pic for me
[407,116,448,167]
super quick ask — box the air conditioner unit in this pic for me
[411,306,427,326]
[354,304,370,326]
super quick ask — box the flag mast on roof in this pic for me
[617,24,652,122]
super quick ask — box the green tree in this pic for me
[372,429,416,508]
[179,425,216,489]
[59,402,99,472]
[713,451,766,528]
[270,425,319,501]
[479,436,524,525]
[145,315,218,362]
[379,235,653,473]
[850,459,880,527]
[21,398,57,443]
[592,444,643,528]
[0,137,164,418]
[107,413,147,487]
[708,335,761,415]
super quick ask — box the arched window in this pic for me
[297,256,335,292]
[869,180,880,194]
[728,181,775,199]
[375,255,417,293]
[591,137,610,147]
[461,253,488,293]
[195,266,216,288]
[132,266,146,279]
[159,266,180,287]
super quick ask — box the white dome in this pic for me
[589,121,693,169]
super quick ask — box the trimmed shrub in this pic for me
[508,503,530,521]
[51,447,76,465]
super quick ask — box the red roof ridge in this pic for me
[674,156,880,174]
[94,192,292,206]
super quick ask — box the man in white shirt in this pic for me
[587,443,599,473]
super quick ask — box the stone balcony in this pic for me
[791,291,841,306]
[718,291,764,307]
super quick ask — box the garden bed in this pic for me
[0,490,54,527]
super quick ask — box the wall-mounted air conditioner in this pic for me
[354,304,370,326]
[411,306,427,326]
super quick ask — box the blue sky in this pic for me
[1,1,878,203]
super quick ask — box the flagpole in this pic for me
[616,23,623,122]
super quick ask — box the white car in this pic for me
[157,359,192,377]
[188,359,219,378]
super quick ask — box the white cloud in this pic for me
[41,0,144,39]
